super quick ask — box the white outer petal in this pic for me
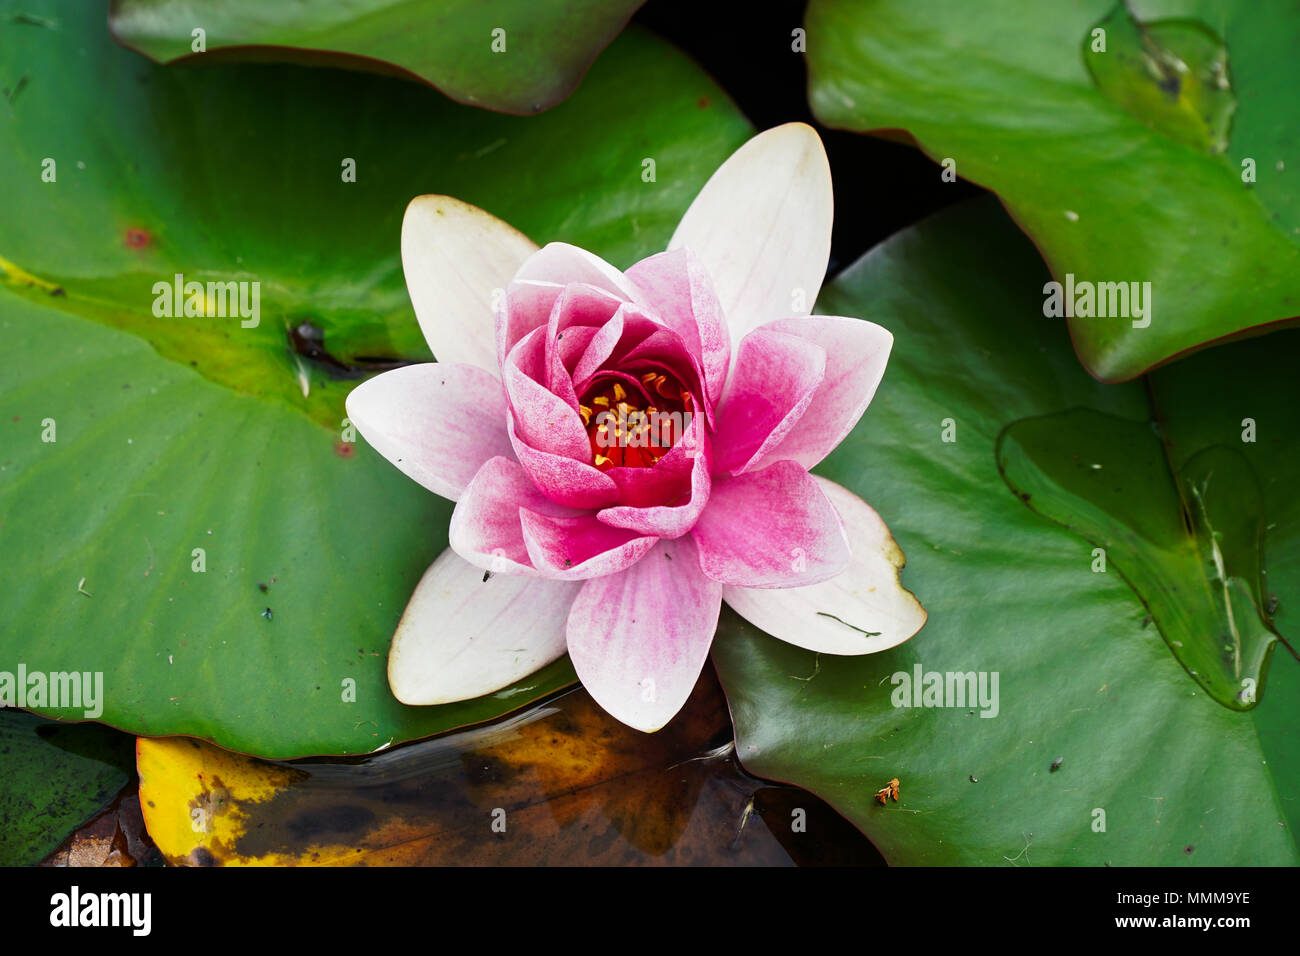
[565,537,721,733]
[669,122,833,353]
[401,195,538,372]
[344,363,513,502]
[722,476,926,654]
[388,548,581,705]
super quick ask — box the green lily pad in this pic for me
[0,710,134,865]
[805,0,1300,382]
[0,1,752,758]
[108,0,645,115]
[712,198,1300,865]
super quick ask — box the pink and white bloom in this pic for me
[347,123,925,732]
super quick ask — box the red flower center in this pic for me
[579,370,695,470]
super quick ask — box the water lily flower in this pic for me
[346,123,926,732]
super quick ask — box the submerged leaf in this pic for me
[998,408,1280,708]
[0,711,134,865]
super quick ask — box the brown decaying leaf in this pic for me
[41,789,162,867]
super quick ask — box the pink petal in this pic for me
[626,247,730,406]
[571,308,671,383]
[669,123,833,352]
[344,363,514,502]
[566,536,722,732]
[507,412,619,509]
[602,407,710,508]
[547,324,600,411]
[554,324,601,374]
[519,509,658,580]
[748,316,893,471]
[569,306,627,386]
[388,548,580,705]
[547,282,625,335]
[723,477,925,654]
[614,327,708,399]
[401,196,537,372]
[513,242,647,305]
[544,284,625,402]
[503,326,589,460]
[691,460,850,587]
[448,456,571,576]
[597,420,712,538]
[710,328,826,475]
[605,456,691,507]
[497,278,563,371]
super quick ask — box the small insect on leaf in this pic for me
[1050,757,1064,772]
[262,607,273,621]
[875,777,901,804]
